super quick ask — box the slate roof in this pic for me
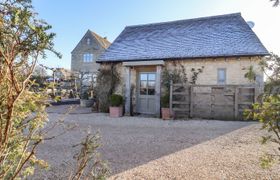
[98,13,268,62]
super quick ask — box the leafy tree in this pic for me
[31,65,48,89]
[0,0,108,179]
[33,65,48,77]
[260,53,280,94]
[245,53,280,168]
[0,0,60,178]
[244,65,256,83]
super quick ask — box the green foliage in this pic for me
[110,94,123,107]
[81,91,89,100]
[69,90,75,99]
[70,133,109,180]
[54,95,62,102]
[94,65,120,112]
[260,154,274,169]
[244,65,256,83]
[0,1,109,179]
[261,53,280,95]
[161,63,204,108]
[245,52,280,168]
[162,66,187,93]
[0,0,61,178]
[190,66,204,84]
[30,75,47,89]
[245,96,280,168]
[161,93,170,108]
[30,65,49,90]
[162,63,204,92]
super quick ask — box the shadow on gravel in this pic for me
[38,105,254,178]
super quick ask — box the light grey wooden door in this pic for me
[137,72,156,114]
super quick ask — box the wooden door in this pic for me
[137,72,156,114]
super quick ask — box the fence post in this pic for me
[234,87,239,119]
[169,80,173,116]
[190,85,193,118]
[254,86,258,103]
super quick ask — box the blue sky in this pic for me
[33,0,280,69]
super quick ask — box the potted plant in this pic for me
[109,94,123,117]
[161,93,171,120]
[80,91,94,107]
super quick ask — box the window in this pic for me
[217,68,226,84]
[140,73,156,95]
[86,38,91,45]
[83,53,93,62]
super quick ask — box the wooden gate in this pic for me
[169,82,191,118]
[170,82,259,120]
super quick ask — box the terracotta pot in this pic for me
[109,106,123,118]
[161,108,171,120]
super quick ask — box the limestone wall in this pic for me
[99,56,264,114]
[71,34,106,73]
[164,56,264,85]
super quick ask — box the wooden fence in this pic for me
[170,82,261,120]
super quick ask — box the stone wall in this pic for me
[165,56,263,85]
[106,56,263,91]
[71,33,107,73]
[99,56,264,114]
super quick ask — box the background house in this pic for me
[97,13,269,118]
[71,30,111,74]
[54,68,73,81]
[71,30,111,94]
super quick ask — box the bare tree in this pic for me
[270,0,279,6]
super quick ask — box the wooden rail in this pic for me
[170,82,261,120]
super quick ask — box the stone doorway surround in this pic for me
[123,60,164,117]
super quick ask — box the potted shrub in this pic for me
[80,91,94,107]
[109,94,123,117]
[161,93,171,120]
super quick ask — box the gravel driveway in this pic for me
[111,124,280,179]
[35,105,252,179]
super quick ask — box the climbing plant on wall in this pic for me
[94,64,121,112]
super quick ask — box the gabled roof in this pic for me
[98,13,269,62]
[90,31,111,49]
[72,30,111,53]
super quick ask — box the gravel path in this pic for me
[35,105,253,179]
[110,124,280,179]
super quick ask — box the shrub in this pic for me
[245,53,280,168]
[110,94,123,107]
[0,1,109,178]
[81,91,89,100]
[161,93,170,108]
[94,65,120,112]
[244,65,256,83]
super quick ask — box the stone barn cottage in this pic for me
[97,13,269,117]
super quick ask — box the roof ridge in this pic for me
[98,13,268,62]
[126,12,241,29]
[89,30,111,48]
